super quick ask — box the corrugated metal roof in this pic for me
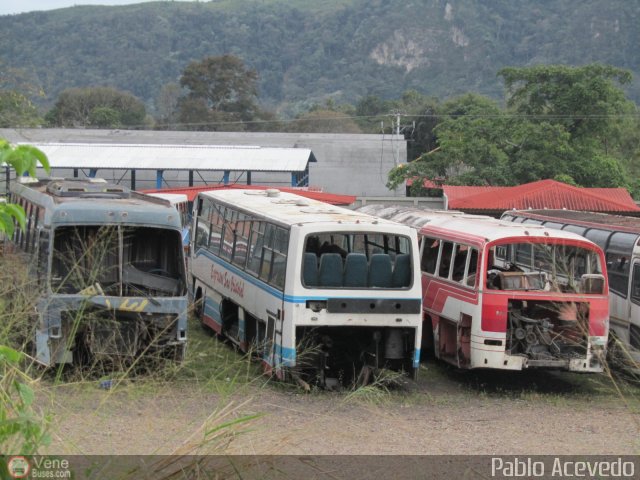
[444,179,640,213]
[142,184,356,206]
[508,210,640,233]
[27,143,316,172]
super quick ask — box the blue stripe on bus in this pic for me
[194,248,421,304]
[413,349,421,368]
[204,297,221,323]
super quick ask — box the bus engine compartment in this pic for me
[506,299,590,365]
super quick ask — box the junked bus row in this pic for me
[5,179,617,387]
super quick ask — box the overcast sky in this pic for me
[0,1,198,16]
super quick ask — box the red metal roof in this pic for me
[444,179,640,213]
[141,184,356,206]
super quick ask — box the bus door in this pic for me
[264,308,284,377]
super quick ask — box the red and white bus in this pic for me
[358,206,609,372]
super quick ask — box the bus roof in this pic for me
[506,209,640,234]
[12,179,183,230]
[198,189,405,229]
[146,193,189,205]
[357,205,599,247]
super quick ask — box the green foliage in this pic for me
[389,66,638,194]
[45,86,146,128]
[1,0,640,114]
[0,59,43,127]
[0,346,51,454]
[0,140,51,237]
[499,64,634,142]
[177,54,262,131]
[0,91,41,127]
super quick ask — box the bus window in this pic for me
[421,237,439,274]
[232,213,250,267]
[302,232,411,289]
[632,264,640,304]
[465,248,478,287]
[452,244,468,282]
[607,251,630,297]
[438,241,454,279]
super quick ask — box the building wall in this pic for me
[0,129,406,197]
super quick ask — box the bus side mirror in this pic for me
[580,274,605,294]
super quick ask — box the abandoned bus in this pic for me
[190,189,422,388]
[358,205,608,372]
[502,209,640,364]
[7,178,188,366]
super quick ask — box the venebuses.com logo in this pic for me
[7,456,30,479]
[6,456,72,479]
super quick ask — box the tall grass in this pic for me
[0,249,266,459]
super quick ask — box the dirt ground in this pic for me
[37,363,640,456]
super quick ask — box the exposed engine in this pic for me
[506,300,588,361]
[294,326,415,389]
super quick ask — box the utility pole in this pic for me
[389,111,415,166]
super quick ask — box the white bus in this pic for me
[147,193,190,245]
[190,189,422,388]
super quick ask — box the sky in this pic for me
[0,1,197,16]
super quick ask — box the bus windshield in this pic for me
[302,232,413,289]
[51,225,186,297]
[489,241,604,294]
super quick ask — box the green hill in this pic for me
[1,0,639,113]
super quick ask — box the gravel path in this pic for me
[38,366,640,456]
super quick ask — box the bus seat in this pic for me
[303,252,319,286]
[391,253,411,288]
[319,253,343,287]
[343,253,368,287]
[369,253,392,288]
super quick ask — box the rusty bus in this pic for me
[358,206,608,372]
[7,178,188,366]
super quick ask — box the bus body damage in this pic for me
[35,296,187,365]
[38,223,187,366]
[506,300,592,367]
[294,326,417,389]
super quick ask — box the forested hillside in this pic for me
[1,0,639,114]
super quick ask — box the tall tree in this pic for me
[499,64,634,145]
[45,87,147,128]
[388,66,637,194]
[177,55,261,131]
[0,60,42,127]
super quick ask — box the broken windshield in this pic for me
[488,241,603,294]
[51,225,186,297]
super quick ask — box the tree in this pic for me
[388,66,637,195]
[0,60,43,127]
[45,86,147,128]
[177,55,261,131]
[154,82,182,130]
[0,91,41,128]
[499,64,633,142]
